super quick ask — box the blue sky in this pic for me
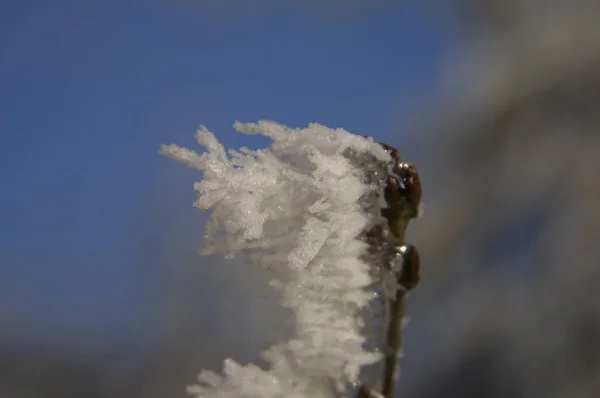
[0,0,455,349]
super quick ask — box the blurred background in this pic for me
[1,1,599,397]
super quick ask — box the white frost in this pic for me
[160,121,391,398]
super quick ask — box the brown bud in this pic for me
[394,162,422,212]
[397,244,420,291]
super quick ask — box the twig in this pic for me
[359,142,422,398]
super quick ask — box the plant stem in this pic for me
[382,289,406,398]
[380,205,414,398]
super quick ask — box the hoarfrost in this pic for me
[160,121,391,398]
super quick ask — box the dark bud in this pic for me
[394,162,422,212]
[382,163,422,218]
[397,244,420,291]
[377,141,422,218]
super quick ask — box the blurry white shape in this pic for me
[160,121,390,398]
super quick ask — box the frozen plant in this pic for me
[160,121,398,398]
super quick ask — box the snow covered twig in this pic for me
[160,121,419,398]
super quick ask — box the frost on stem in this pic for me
[160,121,394,398]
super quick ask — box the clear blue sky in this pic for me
[0,0,455,348]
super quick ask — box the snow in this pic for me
[160,121,392,398]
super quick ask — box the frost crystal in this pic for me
[160,121,391,398]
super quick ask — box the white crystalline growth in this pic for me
[160,121,392,398]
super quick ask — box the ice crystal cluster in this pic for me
[160,121,391,398]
